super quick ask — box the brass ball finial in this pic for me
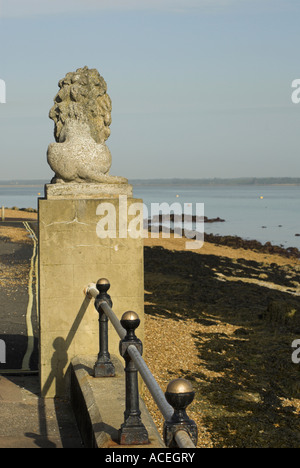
[166,379,194,395]
[164,378,198,447]
[97,278,110,286]
[120,311,141,335]
[121,311,139,322]
[96,278,110,293]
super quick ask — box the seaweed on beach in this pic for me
[143,244,300,448]
[204,233,300,260]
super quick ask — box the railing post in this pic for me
[119,311,149,445]
[93,278,115,378]
[163,379,198,448]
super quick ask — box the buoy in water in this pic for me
[259,196,264,199]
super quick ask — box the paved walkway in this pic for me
[0,221,39,372]
[0,222,83,448]
[0,374,83,448]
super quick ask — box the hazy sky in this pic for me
[0,0,300,180]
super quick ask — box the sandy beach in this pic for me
[1,209,300,447]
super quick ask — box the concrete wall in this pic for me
[38,197,144,398]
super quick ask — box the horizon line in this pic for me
[0,176,299,181]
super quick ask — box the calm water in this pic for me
[0,183,299,250]
[134,184,300,250]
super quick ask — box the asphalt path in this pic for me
[0,221,38,373]
[0,221,84,448]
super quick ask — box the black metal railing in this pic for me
[85,278,198,449]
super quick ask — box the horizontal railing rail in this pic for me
[85,279,198,449]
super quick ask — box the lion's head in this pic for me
[49,66,112,144]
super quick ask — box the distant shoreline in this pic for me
[130,178,300,187]
[0,185,44,188]
[0,177,300,187]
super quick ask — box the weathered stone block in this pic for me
[39,197,144,398]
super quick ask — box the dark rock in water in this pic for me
[149,214,225,224]
[295,234,300,237]
[204,216,225,223]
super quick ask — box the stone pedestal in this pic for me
[38,187,144,398]
[46,182,132,199]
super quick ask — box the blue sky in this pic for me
[0,0,300,180]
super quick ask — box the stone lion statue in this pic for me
[47,66,127,184]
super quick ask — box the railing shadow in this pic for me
[41,296,91,397]
[37,295,91,447]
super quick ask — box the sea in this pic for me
[0,182,299,250]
